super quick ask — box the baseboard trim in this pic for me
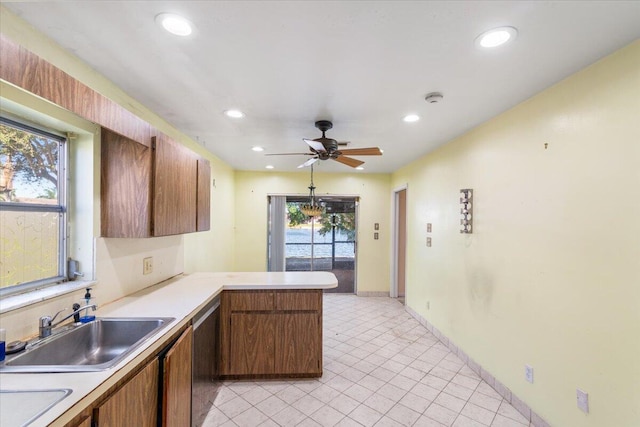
[405,305,551,427]
[356,291,389,297]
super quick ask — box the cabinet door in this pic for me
[275,313,322,375]
[101,128,152,237]
[275,290,322,311]
[73,416,91,427]
[163,326,193,427]
[196,157,211,231]
[153,134,197,236]
[95,358,159,427]
[228,313,275,375]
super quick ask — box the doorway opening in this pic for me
[268,196,357,293]
[392,187,407,304]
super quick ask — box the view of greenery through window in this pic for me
[286,202,356,240]
[0,119,65,291]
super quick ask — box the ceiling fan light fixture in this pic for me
[224,109,245,118]
[356,166,364,170]
[156,13,193,36]
[475,26,518,48]
[403,114,420,123]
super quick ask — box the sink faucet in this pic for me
[39,304,97,338]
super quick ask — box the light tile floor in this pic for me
[203,295,534,427]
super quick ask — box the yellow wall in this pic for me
[234,171,391,293]
[0,7,236,340]
[392,41,640,427]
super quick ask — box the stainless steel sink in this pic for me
[0,389,72,426]
[0,317,174,373]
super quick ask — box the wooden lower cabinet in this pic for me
[162,325,193,427]
[276,312,322,374]
[74,416,92,427]
[94,358,159,427]
[220,290,322,378]
[228,313,276,375]
[66,326,193,427]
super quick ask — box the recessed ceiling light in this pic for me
[475,26,518,48]
[155,13,193,37]
[265,165,274,169]
[356,166,364,171]
[403,114,420,123]
[252,146,264,152]
[224,109,245,118]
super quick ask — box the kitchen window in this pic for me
[0,116,68,297]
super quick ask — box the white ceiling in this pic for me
[4,1,640,173]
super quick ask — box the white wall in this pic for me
[392,41,640,427]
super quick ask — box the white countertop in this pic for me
[0,271,337,427]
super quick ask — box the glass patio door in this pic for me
[267,195,357,293]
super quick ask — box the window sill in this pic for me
[0,280,97,314]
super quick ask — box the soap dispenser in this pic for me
[80,287,96,323]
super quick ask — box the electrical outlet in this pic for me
[143,257,153,275]
[427,223,432,233]
[426,237,432,247]
[525,365,534,383]
[577,389,589,413]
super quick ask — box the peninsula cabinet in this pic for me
[219,290,323,378]
[100,128,210,237]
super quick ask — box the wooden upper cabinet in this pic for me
[152,134,197,236]
[197,157,211,231]
[100,129,210,237]
[101,128,152,237]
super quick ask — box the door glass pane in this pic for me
[284,198,356,293]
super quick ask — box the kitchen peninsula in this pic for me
[0,271,337,427]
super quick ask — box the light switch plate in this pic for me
[525,365,534,383]
[143,257,153,275]
[577,389,589,413]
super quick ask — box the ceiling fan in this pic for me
[267,120,382,168]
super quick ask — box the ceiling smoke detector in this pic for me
[425,92,444,104]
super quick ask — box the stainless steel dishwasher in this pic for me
[192,296,220,427]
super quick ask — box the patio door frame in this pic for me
[267,193,360,293]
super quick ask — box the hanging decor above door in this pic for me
[301,164,323,217]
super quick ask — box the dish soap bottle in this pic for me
[80,287,96,323]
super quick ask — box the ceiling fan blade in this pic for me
[303,138,327,153]
[265,153,313,156]
[334,156,364,168]
[338,147,382,156]
[297,157,319,168]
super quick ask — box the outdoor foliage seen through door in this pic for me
[285,199,356,293]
